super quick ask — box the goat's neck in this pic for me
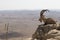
[41,15,46,23]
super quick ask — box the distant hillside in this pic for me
[0,10,60,22]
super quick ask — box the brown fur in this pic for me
[39,9,56,25]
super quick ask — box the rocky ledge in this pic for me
[31,24,60,40]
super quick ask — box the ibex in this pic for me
[39,9,56,25]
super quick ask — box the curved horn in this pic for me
[40,9,49,16]
[39,9,49,22]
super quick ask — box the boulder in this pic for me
[31,24,60,40]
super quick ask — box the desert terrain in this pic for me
[0,10,60,40]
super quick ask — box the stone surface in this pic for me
[31,24,60,40]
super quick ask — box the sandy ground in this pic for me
[0,13,40,40]
[0,10,60,40]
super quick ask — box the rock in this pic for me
[31,24,57,40]
[47,29,60,40]
[31,24,60,40]
[56,26,60,30]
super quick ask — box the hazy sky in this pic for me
[0,0,60,10]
